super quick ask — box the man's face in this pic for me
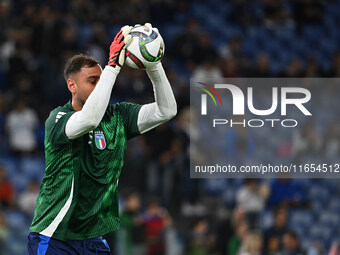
[283,234,298,251]
[275,209,287,228]
[126,195,140,211]
[69,65,102,106]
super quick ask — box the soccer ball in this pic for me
[125,25,165,70]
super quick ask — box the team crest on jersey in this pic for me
[95,132,106,150]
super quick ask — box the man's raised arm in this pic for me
[65,26,132,140]
[137,62,177,134]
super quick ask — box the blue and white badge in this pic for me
[95,133,106,150]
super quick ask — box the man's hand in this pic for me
[143,23,162,71]
[108,25,132,70]
[143,22,158,33]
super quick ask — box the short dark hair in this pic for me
[285,230,299,241]
[274,205,287,217]
[64,54,100,81]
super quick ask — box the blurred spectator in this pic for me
[18,179,40,217]
[219,36,243,61]
[120,190,146,255]
[173,107,190,156]
[34,5,62,60]
[160,137,185,208]
[0,92,4,153]
[87,24,109,67]
[166,69,189,112]
[321,121,340,159]
[264,206,288,250]
[141,198,171,255]
[5,30,34,89]
[249,53,271,77]
[239,231,263,255]
[171,19,200,70]
[227,219,249,255]
[148,0,186,23]
[264,235,281,255]
[263,0,293,27]
[144,124,183,208]
[227,209,248,255]
[69,0,96,23]
[224,119,256,162]
[280,58,304,77]
[236,179,269,227]
[0,165,15,209]
[282,231,306,255]
[192,33,218,66]
[0,210,8,252]
[221,58,241,77]
[192,59,223,80]
[291,121,321,162]
[123,0,150,24]
[215,216,234,255]
[307,241,324,255]
[268,179,307,208]
[0,0,11,41]
[60,26,78,58]
[117,68,150,100]
[5,99,39,156]
[327,52,340,77]
[185,219,214,255]
[293,0,324,28]
[304,58,322,77]
[229,0,257,26]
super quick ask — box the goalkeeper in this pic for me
[27,23,177,255]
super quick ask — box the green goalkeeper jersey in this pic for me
[30,101,142,240]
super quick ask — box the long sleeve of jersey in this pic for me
[137,63,177,134]
[65,66,119,139]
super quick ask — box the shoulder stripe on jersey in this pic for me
[39,176,74,237]
[57,112,66,116]
[55,112,66,123]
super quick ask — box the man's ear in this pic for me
[67,78,77,94]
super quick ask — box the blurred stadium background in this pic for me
[1,0,340,254]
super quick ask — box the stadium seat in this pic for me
[319,212,340,226]
[328,197,340,213]
[308,185,331,202]
[204,178,229,196]
[293,224,306,238]
[272,25,295,41]
[290,210,314,228]
[4,210,26,231]
[6,231,27,255]
[309,224,333,244]
[302,26,324,43]
[221,187,236,207]
[291,179,312,189]
[259,210,273,230]
[241,39,260,58]
[10,174,29,193]
[191,3,207,19]
[77,24,93,48]
[0,157,18,179]
[300,237,313,251]
[162,25,183,43]
[20,157,45,180]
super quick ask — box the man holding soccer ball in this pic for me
[27,23,176,255]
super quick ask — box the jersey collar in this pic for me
[64,100,75,111]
